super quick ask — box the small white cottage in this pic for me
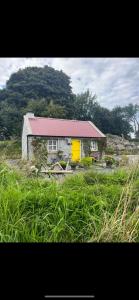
[22,113,106,163]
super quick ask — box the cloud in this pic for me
[0,57,138,109]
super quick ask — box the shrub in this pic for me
[91,156,96,163]
[105,147,115,155]
[70,161,78,170]
[119,155,129,166]
[59,160,67,169]
[80,157,93,168]
[104,156,115,167]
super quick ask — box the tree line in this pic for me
[0,65,138,140]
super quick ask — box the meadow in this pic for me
[0,159,139,242]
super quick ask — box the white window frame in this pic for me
[48,139,58,152]
[91,140,98,151]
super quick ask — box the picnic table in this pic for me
[40,161,73,178]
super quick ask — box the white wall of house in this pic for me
[22,120,28,160]
[22,113,34,160]
[28,136,35,160]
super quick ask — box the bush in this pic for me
[70,161,78,170]
[91,156,96,163]
[104,156,115,167]
[105,147,115,155]
[119,155,129,166]
[59,160,67,169]
[80,157,93,168]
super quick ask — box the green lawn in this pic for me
[0,161,139,242]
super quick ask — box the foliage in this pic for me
[73,90,98,120]
[0,101,23,138]
[92,105,113,134]
[32,138,48,170]
[123,103,139,137]
[70,160,78,170]
[104,156,115,167]
[23,99,66,119]
[80,157,93,168]
[0,140,21,158]
[73,91,134,138]
[0,163,139,241]
[82,139,91,156]
[83,168,129,185]
[6,66,73,103]
[119,155,129,166]
[0,66,74,138]
[91,156,96,163]
[105,146,115,155]
[59,160,67,169]
[110,106,133,138]
[0,66,138,139]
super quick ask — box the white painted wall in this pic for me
[22,114,33,160]
[22,119,28,159]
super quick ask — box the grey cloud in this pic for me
[0,57,138,109]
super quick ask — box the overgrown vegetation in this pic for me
[32,138,48,170]
[104,156,116,167]
[0,140,21,158]
[58,161,67,169]
[0,161,139,242]
[80,157,93,168]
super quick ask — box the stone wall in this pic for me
[106,134,139,154]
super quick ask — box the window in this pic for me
[48,140,58,152]
[91,140,98,151]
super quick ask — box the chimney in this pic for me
[25,112,35,118]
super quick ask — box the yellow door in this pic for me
[71,139,81,161]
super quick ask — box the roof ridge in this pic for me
[29,117,90,122]
[88,121,106,137]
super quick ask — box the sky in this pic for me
[0,57,138,109]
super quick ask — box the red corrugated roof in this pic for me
[28,117,105,138]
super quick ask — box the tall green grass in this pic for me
[0,162,139,242]
[0,140,21,159]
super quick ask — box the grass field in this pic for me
[0,161,139,242]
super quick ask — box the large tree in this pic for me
[5,66,73,110]
[73,91,133,138]
[0,101,22,138]
[23,99,66,119]
[0,66,75,138]
[123,103,139,137]
[92,106,113,134]
[73,90,98,120]
[110,106,133,138]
